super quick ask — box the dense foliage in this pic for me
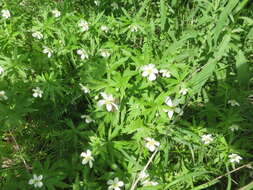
[0,0,253,189]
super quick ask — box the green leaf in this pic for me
[236,50,250,87]
[160,0,167,31]
[239,180,253,190]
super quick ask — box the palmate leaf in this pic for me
[189,34,231,94]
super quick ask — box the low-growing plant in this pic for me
[0,0,253,189]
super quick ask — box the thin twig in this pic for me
[199,163,252,188]
[130,149,158,190]
[9,131,30,172]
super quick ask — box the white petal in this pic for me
[148,73,156,81]
[118,181,124,187]
[148,145,156,152]
[114,177,119,183]
[155,141,160,146]
[142,71,149,77]
[82,159,88,165]
[107,180,113,185]
[165,97,173,106]
[89,160,93,168]
[97,100,106,107]
[38,175,43,180]
[167,110,174,119]
[106,104,112,112]
[153,68,159,74]
[100,92,109,99]
[86,150,91,156]
[37,181,43,188]
[28,179,34,185]
[80,152,87,157]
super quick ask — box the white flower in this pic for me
[28,174,43,188]
[229,124,239,131]
[94,0,100,6]
[141,180,158,186]
[107,177,124,190]
[32,87,43,98]
[160,69,171,78]
[77,49,89,60]
[0,91,8,100]
[97,92,119,112]
[228,99,240,106]
[80,149,94,168]
[81,115,94,123]
[229,153,242,164]
[43,47,53,58]
[145,137,160,152]
[100,25,109,32]
[79,84,90,93]
[141,64,158,81]
[78,20,89,32]
[139,171,149,180]
[179,88,188,95]
[0,66,4,75]
[111,2,119,9]
[130,25,138,32]
[100,49,110,58]
[32,31,43,40]
[52,9,61,17]
[164,96,183,119]
[201,134,214,144]
[1,10,11,19]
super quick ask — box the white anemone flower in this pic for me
[1,10,11,19]
[94,0,100,6]
[139,171,149,180]
[77,49,89,60]
[100,25,109,32]
[0,91,8,100]
[32,31,43,40]
[229,124,239,132]
[228,99,240,106]
[141,64,158,81]
[179,88,188,95]
[78,20,89,32]
[32,87,43,98]
[80,149,94,168]
[0,66,4,75]
[145,137,160,152]
[28,174,43,188]
[164,96,183,119]
[201,134,214,144]
[100,49,110,58]
[130,25,138,32]
[79,84,90,93]
[160,69,171,78]
[141,180,158,186]
[107,177,124,190]
[43,47,52,58]
[52,9,61,18]
[229,154,242,164]
[97,92,118,112]
[111,2,119,9]
[81,115,94,123]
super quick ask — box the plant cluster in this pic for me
[0,0,253,189]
